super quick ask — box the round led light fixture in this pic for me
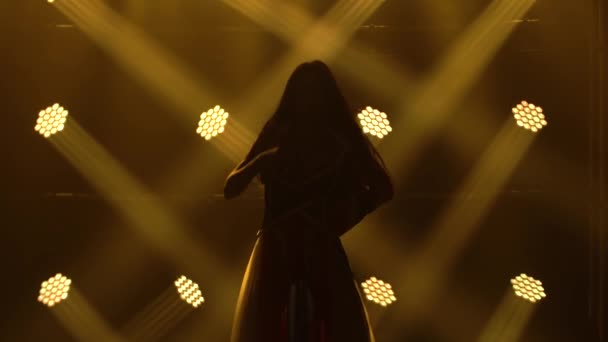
[196,105,229,141]
[175,275,205,308]
[512,101,547,133]
[510,273,547,303]
[35,103,68,138]
[361,276,397,307]
[38,273,72,307]
[357,106,392,139]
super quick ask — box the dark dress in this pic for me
[230,134,376,342]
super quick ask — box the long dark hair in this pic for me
[244,60,385,172]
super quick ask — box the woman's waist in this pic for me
[258,212,340,241]
[259,219,334,237]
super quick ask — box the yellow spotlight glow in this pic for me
[512,101,547,133]
[361,276,397,307]
[48,0,54,3]
[510,273,547,303]
[196,105,229,141]
[357,106,392,139]
[174,276,204,308]
[35,103,68,138]
[38,273,72,307]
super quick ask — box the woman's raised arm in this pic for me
[223,147,278,199]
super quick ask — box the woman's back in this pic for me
[259,126,378,239]
[227,61,389,342]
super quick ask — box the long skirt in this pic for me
[230,226,375,342]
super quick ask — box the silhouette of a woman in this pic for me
[225,61,393,342]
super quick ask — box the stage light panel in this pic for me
[510,273,547,303]
[38,273,72,307]
[174,276,204,308]
[361,276,396,307]
[357,106,392,139]
[512,101,547,133]
[196,105,229,141]
[35,103,68,138]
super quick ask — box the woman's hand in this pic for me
[223,146,279,199]
[257,146,279,167]
[260,146,279,156]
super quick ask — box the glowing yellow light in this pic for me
[361,277,397,307]
[174,276,205,308]
[38,273,71,307]
[512,101,547,133]
[35,104,69,139]
[196,106,229,141]
[357,106,392,139]
[510,273,547,303]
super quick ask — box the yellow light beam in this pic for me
[162,0,389,225]
[220,4,548,340]
[497,300,535,342]
[223,0,533,187]
[477,290,537,342]
[348,0,536,307]
[218,1,535,286]
[220,0,417,132]
[418,125,534,274]
[51,0,259,334]
[380,0,536,182]
[131,299,190,342]
[158,0,386,208]
[224,0,387,126]
[380,120,536,336]
[341,219,411,275]
[47,120,239,322]
[350,97,585,283]
[157,2,386,333]
[372,283,490,341]
[53,0,265,226]
[169,3,385,337]
[121,286,176,339]
[157,0,387,209]
[52,0,253,159]
[50,123,222,273]
[123,277,204,341]
[50,287,125,342]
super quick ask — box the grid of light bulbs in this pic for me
[38,273,71,307]
[512,101,547,133]
[357,106,392,139]
[35,103,68,138]
[361,277,396,307]
[175,276,204,308]
[196,105,229,141]
[510,273,546,303]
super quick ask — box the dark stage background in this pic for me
[1,0,605,341]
